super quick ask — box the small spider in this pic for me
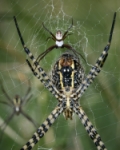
[36,19,85,63]
[0,81,38,141]
[13,12,116,150]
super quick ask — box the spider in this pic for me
[0,81,38,141]
[36,19,85,64]
[13,12,116,150]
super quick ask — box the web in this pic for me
[0,0,120,150]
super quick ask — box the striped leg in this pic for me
[72,12,116,99]
[13,16,64,102]
[74,106,107,150]
[20,104,64,150]
[26,59,63,101]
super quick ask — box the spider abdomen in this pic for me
[52,53,85,92]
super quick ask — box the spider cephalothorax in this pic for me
[13,12,116,150]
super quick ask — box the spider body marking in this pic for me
[52,53,84,91]
[13,12,116,150]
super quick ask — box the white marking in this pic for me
[16,107,19,112]
[88,122,92,126]
[66,97,70,109]
[29,138,34,143]
[99,57,102,61]
[56,40,63,47]
[103,51,106,54]
[29,53,32,57]
[50,118,55,123]
[99,141,104,145]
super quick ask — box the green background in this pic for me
[0,0,120,150]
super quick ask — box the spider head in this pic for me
[56,31,63,40]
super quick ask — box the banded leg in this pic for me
[26,59,63,102]
[13,16,64,102]
[73,12,116,99]
[74,106,107,150]
[20,104,64,150]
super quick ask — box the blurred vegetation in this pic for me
[0,0,120,150]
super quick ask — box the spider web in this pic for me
[0,0,120,150]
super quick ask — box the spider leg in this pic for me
[13,16,64,102]
[73,12,116,99]
[62,33,72,40]
[62,18,73,40]
[0,100,11,107]
[108,12,116,44]
[74,106,107,150]
[46,36,56,42]
[26,59,63,102]
[13,16,25,46]
[22,94,33,106]
[63,43,86,62]
[36,44,57,63]
[42,22,56,40]
[0,112,14,141]
[21,110,39,128]
[20,104,64,150]
[22,81,31,104]
[0,82,13,105]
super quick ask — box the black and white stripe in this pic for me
[74,106,107,150]
[20,105,64,150]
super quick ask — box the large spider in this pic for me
[13,12,116,150]
[0,81,38,141]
